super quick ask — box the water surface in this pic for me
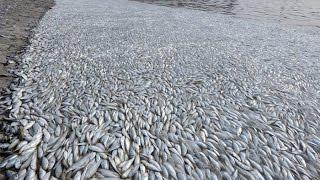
[133,0,320,26]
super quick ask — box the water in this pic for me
[133,0,320,26]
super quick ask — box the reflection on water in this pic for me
[133,0,320,26]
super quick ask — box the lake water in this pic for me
[133,0,320,27]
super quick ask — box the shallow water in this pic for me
[133,0,320,26]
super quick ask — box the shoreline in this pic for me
[0,0,55,90]
[0,0,54,177]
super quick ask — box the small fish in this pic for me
[67,152,96,172]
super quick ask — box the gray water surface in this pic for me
[134,0,320,26]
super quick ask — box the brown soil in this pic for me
[0,0,55,90]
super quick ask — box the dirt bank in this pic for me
[0,0,54,90]
[0,0,54,178]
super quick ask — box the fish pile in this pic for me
[1,0,320,179]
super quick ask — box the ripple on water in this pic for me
[133,0,320,26]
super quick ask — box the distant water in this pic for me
[133,0,320,27]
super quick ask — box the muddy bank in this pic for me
[0,0,54,178]
[0,0,54,90]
